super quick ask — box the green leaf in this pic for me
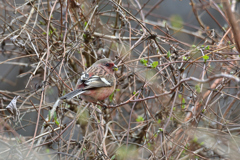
[109,92,114,102]
[193,136,198,143]
[195,84,201,93]
[84,21,88,27]
[133,91,139,96]
[39,21,45,25]
[54,112,59,126]
[170,14,183,29]
[54,112,57,121]
[49,30,53,35]
[150,61,158,68]
[182,98,185,104]
[167,51,171,58]
[158,128,163,132]
[55,119,59,126]
[46,148,50,153]
[178,94,182,98]
[183,55,188,61]
[218,3,223,9]
[205,45,210,50]
[203,55,209,60]
[192,44,196,48]
[136,116,144,122]
[140,58,148,66]
[111,155,116,160]
[182,150,186,154]
[83,33,87,39]
[203,55,209,63]
[182,98,186,109]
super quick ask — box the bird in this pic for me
[53,58,118,108]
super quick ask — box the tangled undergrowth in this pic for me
[0,0,240,159]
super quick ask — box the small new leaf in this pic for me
[136,116,144,122]
[49,30,53,35]
[178,94,182,98]
[182,98,186,103]
[167,51,171,58]
[150,61,158,68]
[39,21,45,25]
[200,142,204,146]
[133,91,139,96]
[193,136,198,143]
[140,58,148,66]
[203,55,209,60]
[205,45,210,50]
[54,112,59,126]
[54,112,57,121]
[183,56,188,61]
[203,55,209,63]
[158,128,163,132]
[109,92,114,102]
[195,84,201,93]
[182,98,186,109]
[111,155,116,160]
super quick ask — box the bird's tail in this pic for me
[50,89,85,120]
[54,89,84,107]
[59,89,85,100]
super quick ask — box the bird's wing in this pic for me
[80,72,112,90]
[58,72,112,101]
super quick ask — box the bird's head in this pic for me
[94,58,118,73]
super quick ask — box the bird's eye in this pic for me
[106,63,110,67]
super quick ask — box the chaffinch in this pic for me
[54,58,118,106]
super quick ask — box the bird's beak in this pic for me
[112,64,118,71]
